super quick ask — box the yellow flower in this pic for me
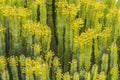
[23,20,36,35]
[56,0,80,17]
[56,68,63,79]
[53,57,60,68]
[20,55,26,67]
[107,8,119,18]
[0,56,6,74]
[17,7,31,17]
[0,25,5,33]
[33,62,43,75]
[0,0,5,4]
[8,56,18,67]
[34,44,42,56]
[2,6,17,17]
[100,27,112,38]
[70,18,84,30]
[95,2,106,11]
[110,64,118,74]
[2,6,31,17]
[23,21,51,37]
[97,72,106,80]
[33,0,45,5]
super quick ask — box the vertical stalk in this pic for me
[101,54,108,73]
[39,0,47,25]
[9,56,19,80]
[0,25,5,56]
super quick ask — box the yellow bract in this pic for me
[70,18,84,30]
[0,56,6,74]
[56,0,80,17]
[2,6,31,17]
[110,64,118,74]
[23,21,36,35]
[100,27,112,38]
[8,56,18,72]
[17,7,31,17]
[0,0,5,4]
[2,6,17,17]
[0,27,5,33]
[107,8,120,18]
[34,44,42,56]
[23,21,51,37]
[95,2,106,11]
[33,0,45,5]
[97,72,106,80]
[74,29,97,46]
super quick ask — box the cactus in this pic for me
[56,0,65,67]
[56,68,63,80]
[0,0,119,80]
[110,42,118,69]
[91,65,98,80]
[97,72,106,80]
[0,56,6,74]
[73,72,79,80]
[63,72,71,80]
[9,56,19,80]
[52,57,60,80]
[2,70,10,80]
[70,59,77,75]
[101,53,108,73]
[24,57,34,80]
[110,64,118,80]
[85,72,90,80]
[94,38,99,64]
[0,24,5,56]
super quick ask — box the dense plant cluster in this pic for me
[0,0,120,80]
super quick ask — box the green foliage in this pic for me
[0,0,120,80]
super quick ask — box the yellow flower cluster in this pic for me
[23,21,51,37]
[0,5,3,10]
[56,68,63,79]
[95,2,106,11]
[110,42,117,55]
[33,63,48,76]
[20,56,49,78]
[33,44,42,56]
[33,0,45,5]
[96,72,106,80]
[80,0,87,3]
[2,6,17,17]
[8,56,18,67]
[32,61,42,74]
[0,27,5,33]
[100,27,112,38]
[0,56,6,74]
[53,57,60,68]
[23,21,37,35]
[25,59,34,79]
[17,7,31,17]
[19,55,26,67]
[74,29,97,46]
[74,27,112,47]
[70,18,84,30]
[110,64,118,74]
[94,2,106,18]
[2,6,31,17]
[45,50,54,62]
[35,25,51,37]
[107,8,120,18]
[56,0,80,17]
[21,57,33,74]
[0,0,5,4]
